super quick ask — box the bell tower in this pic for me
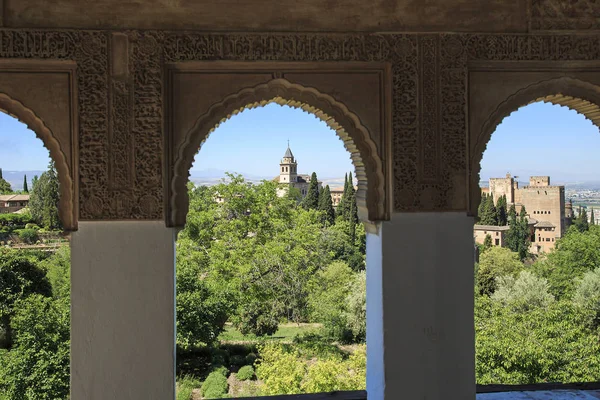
[279,141,297,184]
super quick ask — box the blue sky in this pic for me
[481,102,600,183]
[0,102,598,182]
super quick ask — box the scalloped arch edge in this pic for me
[167,78,388,230]
[470,77,600,217]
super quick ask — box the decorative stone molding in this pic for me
[470,76,600,216]
[0,31,598,222]
[167,78,386,227]
[0,93,77,230]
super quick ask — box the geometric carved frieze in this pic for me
[1,30,599,223]
[164,62,392,226]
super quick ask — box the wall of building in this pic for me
[534,226,557,253]
[515,186,565,237]
[489,176,514,204]
[474,228,507,247]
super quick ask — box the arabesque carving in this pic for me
[0,30,598,222]
[168,78,386,228]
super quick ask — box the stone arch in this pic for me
[168,78,386,229]
[0,93,76,230]
[470,77,600,216]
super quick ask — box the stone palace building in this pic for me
[474,174,571,253]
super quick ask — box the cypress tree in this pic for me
[478,192,487,220]
[29,161,61,230]
[318,185,336,226]
[23,174,28,193]
[301,172,320,210]
[483,234,493,252]
[575,207,589,232]
[480,194,498,225]
[508,203,517,223]
[349,192,358,244]
[496,195,508,226]
[591,208,595,226]
[337,173,349,218]
[507,204,530,260]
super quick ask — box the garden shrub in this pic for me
[210,348,228,367]
[17,228,39,244]
[200,368,229,399]
[24,223,39,231]
[245,352,257,366]
[255,343,306,395]
[230,354,245,367]
[236,365,254,381]
[176,375,200,400]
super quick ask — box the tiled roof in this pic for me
[534,220,555,228]
[474,225,510,231]
[0,194,30,201]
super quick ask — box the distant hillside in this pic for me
[189,169,349,188]
[2,170,44,191]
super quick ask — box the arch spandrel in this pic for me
[166,78,388,230]
[469,76,600,217]
[0,93,77,231]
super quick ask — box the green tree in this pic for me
[534,225,600,297]
[176,245,231,347]
[573,267,600,328]
[336,173,351,220]
[478,193,488,220]
[477,246,524,295]
[301,172,320,210]
[479,194,498,226]
[22,174,28,193]
[29,161,61,230]
[591,208,596,226]
[0,294,70,399]
[318,185,335,226]
[575,207,590,232]
[0,250,52,348]
[482,234,493,252]
[476,298,600,385]
[506,206,529,260]
[0,168,12,194]
[307,261,355,342]
[508,203,517,222]
[344,271,366,342]
[491,270,554,312]
[496,195,508,226]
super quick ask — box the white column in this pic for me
[71,221,175,400]
[366,213,475,400]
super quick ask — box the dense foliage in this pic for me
[177,173,366,342]
[0,247,70,399]
[475,224,600,384]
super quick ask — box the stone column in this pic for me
[71,221,175,400]
[366,213,475,400]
